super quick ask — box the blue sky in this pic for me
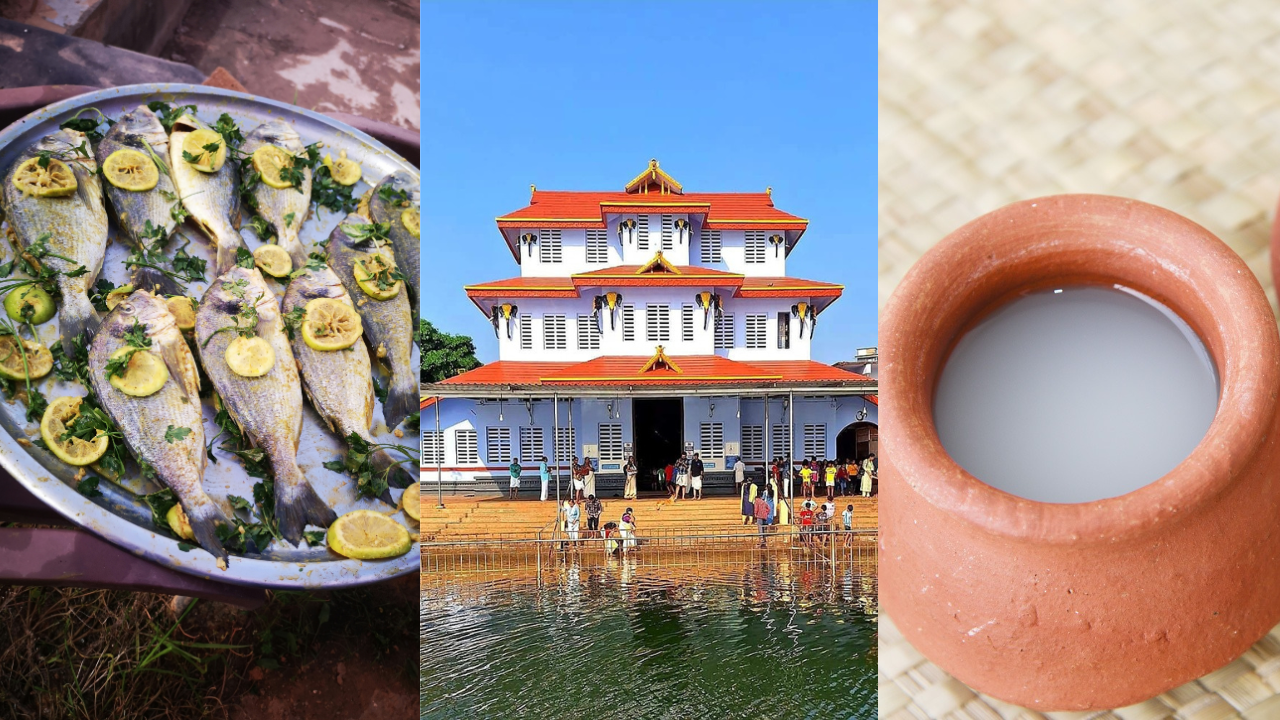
[421,1,876,363]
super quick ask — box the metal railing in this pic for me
[420,524,877,576]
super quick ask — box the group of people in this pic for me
[661,452,707,501]
[508,455,641,502]
[795,498,859,545]
[768,454,876,500]
[561,496,638,553]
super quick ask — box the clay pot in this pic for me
[881,194,1280,710]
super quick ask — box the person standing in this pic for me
[800,460,814,499]
[572,456,586,502]
[624,455,638,499]
[753,490,771,547]
[508,458,522,499]
[665,461,676,498]
[842,503,855,546]
[765,489,776,528]
[733,456,746,491]
[690,453,705,500]
[539,456,550,502]
[740,477,757,525]
[675,455,688,501]
[836,459,848,497]
[824,461,837,501]
[564,497,581,545]
[860,453,875,497]
[620,507,638,551]
[583,458,597,498]
[585,494,603,537]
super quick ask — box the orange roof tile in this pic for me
[746,360,870,383]
[737,277,843,298]
[433,357,873,390]
[496,191,807,229]
[437,361,577,386]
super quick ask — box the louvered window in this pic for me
[519,427,544,463]
[745,231,767,264]
[646,304,670,342]
[598,423,623,461]
[803,424,826,460]
[586,229,608,263]
[700,229,722,263]
[538,230,562,263]
[422,431,443,465]
[681,304,695,342]
[772,425,791,458]
[556,427,577,465]
[700,422,724,458]
[622,305,636,341]
[577,314,600,350]
[455,429,478,465]
[714,313,735,349]
[741,425,764,462]
[486,427,512,464]
[519,315,532,350]
[660,215,674,250]
[636,216,650,250]
[543,315,567,350]
[746,314,768,349]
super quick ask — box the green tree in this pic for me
[418,320,482,382]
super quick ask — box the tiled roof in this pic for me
[496,191,807,229]
[745,360,870,383]
[737,277,844,297]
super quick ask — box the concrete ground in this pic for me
[160,0,419,131]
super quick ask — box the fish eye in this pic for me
[120,303,134,315]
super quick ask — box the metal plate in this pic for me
[0,84,420,588]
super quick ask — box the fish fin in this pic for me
[158,332,200,399]
[60,299,101,356]
[186,501,230,562]
[213,229,249,276]
[275,467,337,545]
[370,448,414,490]
[129,263,184,297]
[280,233,309,268]
[381,376,416,430]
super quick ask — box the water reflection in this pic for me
[420,560,877,720]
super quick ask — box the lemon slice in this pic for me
[252,146,295,189]
[4,286,55,324]
[40,396,108,466]
[323,150,361,186]
[400,208,420,238]
[327,509,411,559]
[225,335,275,377]
[11,157,77,198]
[166,296,196,331]
[105,284,134,311]
[353,253,400,300]
[181,129,226,173]
[103,148,159,192]
[108,347,167,396]
[301,297,362,351]
[402,483,420,521]
[0,335,52,380]
[166,503,195,540]
[253,244,292,278]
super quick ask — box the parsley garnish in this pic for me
[164,425,192,443]
[325,432,416,501]
[146,101,198,134]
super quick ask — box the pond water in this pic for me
[420,559,877,720]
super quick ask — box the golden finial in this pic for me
[650,158,658,168]
[766,186,772,196]
[530,183,536,196]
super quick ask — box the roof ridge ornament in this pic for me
[624,158,684,196]
[639,346,683,375]
[636,251,681,275]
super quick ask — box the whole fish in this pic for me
[283,265,415,498]
[195,266,336,543]
[96,105,184,296]
[88,290,228,561]
[241,120,311,267]
[368,171,419,307]
[325,215,416,429]
[1,129,106,353]
[169,112,245,276]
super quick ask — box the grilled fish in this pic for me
[241,120,311,267]
[368,171,419,308]
[96,105,184,296]
[283,265,415,499]
[169,113,245,276]
[1,129,106,353]
[324,215,416,429]
[88,290,228,561]
[195,266,335,543]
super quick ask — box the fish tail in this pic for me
[129,263,184,296]
[59,296,101,355]
[371,448,415,490]
[381,374,417,430]
[275,463,337,545]
[186,501,230,562]
[213,226,249,276]
[279,232,310,268]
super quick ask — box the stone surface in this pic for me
[160,0,420,131]
[0,17,205,88]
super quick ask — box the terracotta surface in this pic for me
[881,194,1280,709]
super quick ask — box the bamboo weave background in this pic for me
[879,1,1280,717]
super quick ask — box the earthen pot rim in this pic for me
[882,193,1280,546]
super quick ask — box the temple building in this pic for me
[420,160,877,496]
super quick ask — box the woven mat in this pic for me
[879,0,1280,716]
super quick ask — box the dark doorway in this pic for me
[836,422,878,462]
[633,397,683,490]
